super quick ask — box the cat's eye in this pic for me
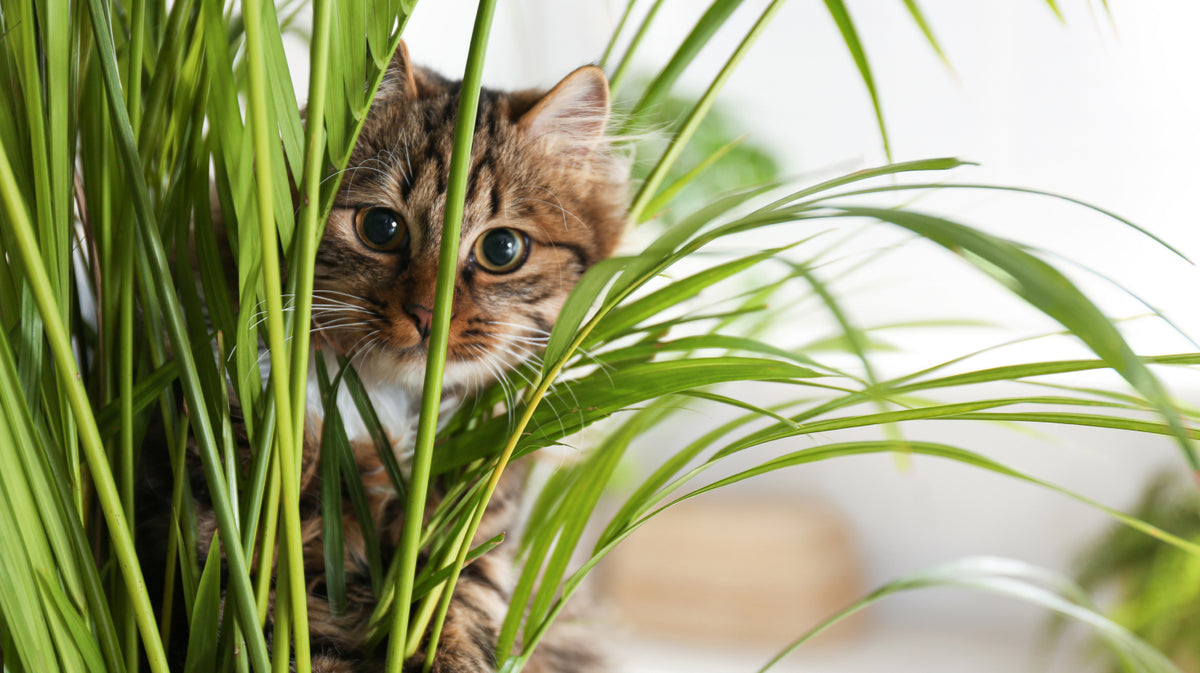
[473,228,528,274]
[355,207,409,252]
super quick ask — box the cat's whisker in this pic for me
[312,299,375,313]
[344,330,380,364]
[311,312,375,326]
[349,336,387,371]
[476,345,522,403]
[384,138,413,189]
[483,320,552,337]
[493,348,539,391]
[515,184,589,231]
[540,376,582,437]
[500,335,551,348]
[310,321,374,335]
[466,344,518,427]
[315,288,374,303]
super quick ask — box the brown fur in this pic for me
[314,43,627,394]
[149,43,627,672]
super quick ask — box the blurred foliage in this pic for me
[1073,472,1200,673]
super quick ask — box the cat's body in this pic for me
[144,44,626,672]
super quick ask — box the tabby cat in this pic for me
[146,43,628,672]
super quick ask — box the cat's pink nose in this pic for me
[404,303,433,340]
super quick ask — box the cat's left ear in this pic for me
[518,66,610,151]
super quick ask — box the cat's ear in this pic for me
[380,40,420,99]
[518,66,610,151]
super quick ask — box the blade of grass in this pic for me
[36,572,109,673]
[314,358,348,615]
[598,0,637,69]
[0,100,170,673]
[758,557,1179,673]
[608,0,666,94]
[628,0,746,122]
[386,2,498,670]
[241,0,310,663]
[831,206,1198,470]
[81,0,271,666]
[628,0,787,223]
[900,0,952,69]
[821,0,891,159]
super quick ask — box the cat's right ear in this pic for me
[379,41,420,99]
[518,66,611,153]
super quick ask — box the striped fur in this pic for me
[145,44,626,672]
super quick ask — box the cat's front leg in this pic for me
[403,555,510,673]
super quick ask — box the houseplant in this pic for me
[0,0,1195,672]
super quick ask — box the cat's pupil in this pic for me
[482,230,518,266]
[364,210,398,245]
[355,207,407,251]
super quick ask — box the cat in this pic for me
[144,42,628,673]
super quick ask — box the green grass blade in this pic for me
[628,0,786,223]
[587,245,791,346]
[758,557,1180,672]
[36,572,110,673]
[900,0,951,69]
[599,0,638,70]
[686,440,1200,558]
[831,206,1197,469]
[314,360,348,615]
[592,334,822,371]
[0,84,170,673]
[184,536,224,673]
[640,133,746,220]
[608,0,666,94]
[83,0,272,666]
[1044,0,1066,22]
[387,1,499,669]
[628,0,746,121]
[542,255,628,378]
[808,181,1191,263]
[438,357,822,470]
[241,0,310,662]
[821,0,891,159]
[342,363,408,502]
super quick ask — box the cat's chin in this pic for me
[347,346,514,397]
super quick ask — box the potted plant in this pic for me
[0,1,1194,671]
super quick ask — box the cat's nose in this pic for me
[403,303,433,340]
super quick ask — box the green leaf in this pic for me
[822,0,891,159]
[586,245,793,347]
[315,361,349,616]
[36,572,111,673]
[184,534,224,673]
[833,206,1197,469]
[758,557,1180,672]
[901,0,952,69]
[543,255,629,374]
[438,357,822,470]
[628,0,747,121]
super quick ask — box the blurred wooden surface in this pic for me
[604,497,865,646]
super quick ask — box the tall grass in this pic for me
[0,0,1194,672]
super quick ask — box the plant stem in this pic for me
[608,0,665,93]
[241,0,310,667]
[0,135,169,673]
[82,0,273,667]
[287,0,332,467]
[599,0,638,70]
[384,1,498,670]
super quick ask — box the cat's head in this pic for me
[313,44,628,394]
